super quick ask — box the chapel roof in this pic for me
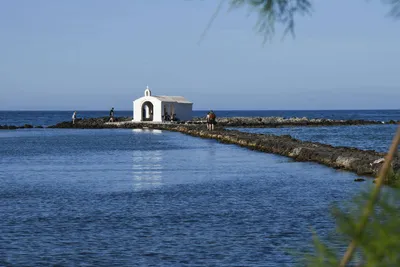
[140,86,192,104]
[152,95,192,104]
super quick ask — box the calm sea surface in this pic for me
[0,110,397,266]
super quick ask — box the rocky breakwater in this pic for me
[0,124,43,130]
[168,125,400,181]
[47,117,132,129]
[191,116,398,128]
[1,117,133,130]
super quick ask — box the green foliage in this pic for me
[301,188,400,266]
[228,0,312,41]
[384,0,400,18]
[385,168,400,187]
[227,0,400,41]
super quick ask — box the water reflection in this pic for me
[132,129,163,134]
[132,149,163,190]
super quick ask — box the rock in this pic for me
[354,178,366,182]
[1,124,44,129]
[0,125,17,130]
[370,158,385,167]
[190,116,383,128]
[289,147,303,157]
[48,117,133,129]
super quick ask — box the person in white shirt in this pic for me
[206,112,210,130]
[72,111,77,125]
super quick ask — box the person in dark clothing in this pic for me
[208,110,216,130]
[109,107,115,122]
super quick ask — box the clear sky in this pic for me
[0,0,399,110]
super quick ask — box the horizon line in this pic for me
[0,108,399,112]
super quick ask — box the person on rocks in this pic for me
[208,110,216,131]
[109,107,115,122]
[72,111,77,125]
[206,111,211,130]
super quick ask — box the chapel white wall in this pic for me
[133,97,163,122]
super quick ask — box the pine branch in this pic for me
[339,123,400,266]
[228,0,313,42]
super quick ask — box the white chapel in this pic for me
[133,86,193,122]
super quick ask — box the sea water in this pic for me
[0,110,397,266]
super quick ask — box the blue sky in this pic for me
[0,0,399,110]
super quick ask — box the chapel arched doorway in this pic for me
[142,101,154,121]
